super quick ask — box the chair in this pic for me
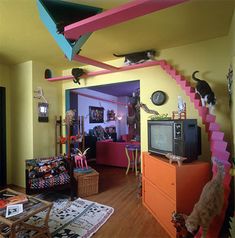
[125,144,141,176]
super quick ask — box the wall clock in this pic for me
[151,90,167,105]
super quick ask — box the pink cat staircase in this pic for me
[160,60,231,238]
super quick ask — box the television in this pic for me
[148,119,201,162]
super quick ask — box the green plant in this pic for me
[148,113,170,120]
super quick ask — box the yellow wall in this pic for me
[0,64,12,184]
[228,9,235,157]
[10,61,33,187]
[9,61,62,187]
[32,61,62,158]
[62,36,232,162]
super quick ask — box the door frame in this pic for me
[0,87,6,187]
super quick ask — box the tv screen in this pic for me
[150,124,172,152]
[148,119,201,162]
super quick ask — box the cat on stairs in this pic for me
[192,71,216,114]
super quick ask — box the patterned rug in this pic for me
[19,198,114,238]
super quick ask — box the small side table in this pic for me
[125,144,141,176]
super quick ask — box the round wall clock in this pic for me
[151,90,167,105]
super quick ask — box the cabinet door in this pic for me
[143,179,176,238]
[143,154,176,200]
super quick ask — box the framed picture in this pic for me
[89,106,104,123]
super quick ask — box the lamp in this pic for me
[34,87,49,122]
[116,115,122,121]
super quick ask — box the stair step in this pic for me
[210,141,227,151]
[159,60,167,68]
[184,85,194,94]
[198,106,209,115]
[178,79,187,87]
[165,65,172,73]
[169,69,177,77]
[189,92,197,102]
[209,131,224,141]
[206,122,220,131]
[211,149,230,161]
[182,81,191,89]
[194,99,201,108]
[174,75,183,82]
[206,114,216,123]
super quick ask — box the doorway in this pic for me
[0,87,6,188]
[66,80,140,158]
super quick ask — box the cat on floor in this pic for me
[192,71,216,114]
[113,49,156,65]
[185,157,224,238]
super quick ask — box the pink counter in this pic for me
[96,141,140,167]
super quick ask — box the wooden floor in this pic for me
[87,164,170,238]
[10,164,171,238]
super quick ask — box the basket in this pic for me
[74,169,99,197]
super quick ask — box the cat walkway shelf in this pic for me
[45,60,162,82]
[37,0,188,67]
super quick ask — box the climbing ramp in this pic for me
[159,60,231,238]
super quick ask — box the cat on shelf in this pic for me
[113,49,156,65]
[192,71,216,114]
[185,157,225,238]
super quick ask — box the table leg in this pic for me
[9,226,16,238]
[125,148,131,175]
[135,148,138,176]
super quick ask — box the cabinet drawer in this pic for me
[143,154,176,200]
[143,179,176,238]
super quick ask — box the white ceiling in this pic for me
[0,0,234,71]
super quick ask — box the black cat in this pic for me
[113,50,156,65]
[72,68,85,84]
[192,71,216,113]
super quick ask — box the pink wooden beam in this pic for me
[73,55,119,71]
[73,91,128,106]
[46,60,163,82]
[64,0,188,40]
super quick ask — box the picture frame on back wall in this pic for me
[89,106,104,123]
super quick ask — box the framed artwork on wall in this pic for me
[89,106,104,123]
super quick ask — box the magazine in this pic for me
[6,204,23,218]
[0,194,28,209]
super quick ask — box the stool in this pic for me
[125,144,141,176]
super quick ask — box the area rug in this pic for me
[19,198,114,238]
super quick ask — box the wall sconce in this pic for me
[38,102,49,122]
[34,87,49,122]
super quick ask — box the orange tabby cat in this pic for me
[185,157,224,238]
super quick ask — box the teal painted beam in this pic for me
[37,0,102,60]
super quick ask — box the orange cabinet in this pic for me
[142,152,211,238]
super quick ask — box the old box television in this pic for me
[148,119,201,162]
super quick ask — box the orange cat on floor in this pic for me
[185,157,224,238]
